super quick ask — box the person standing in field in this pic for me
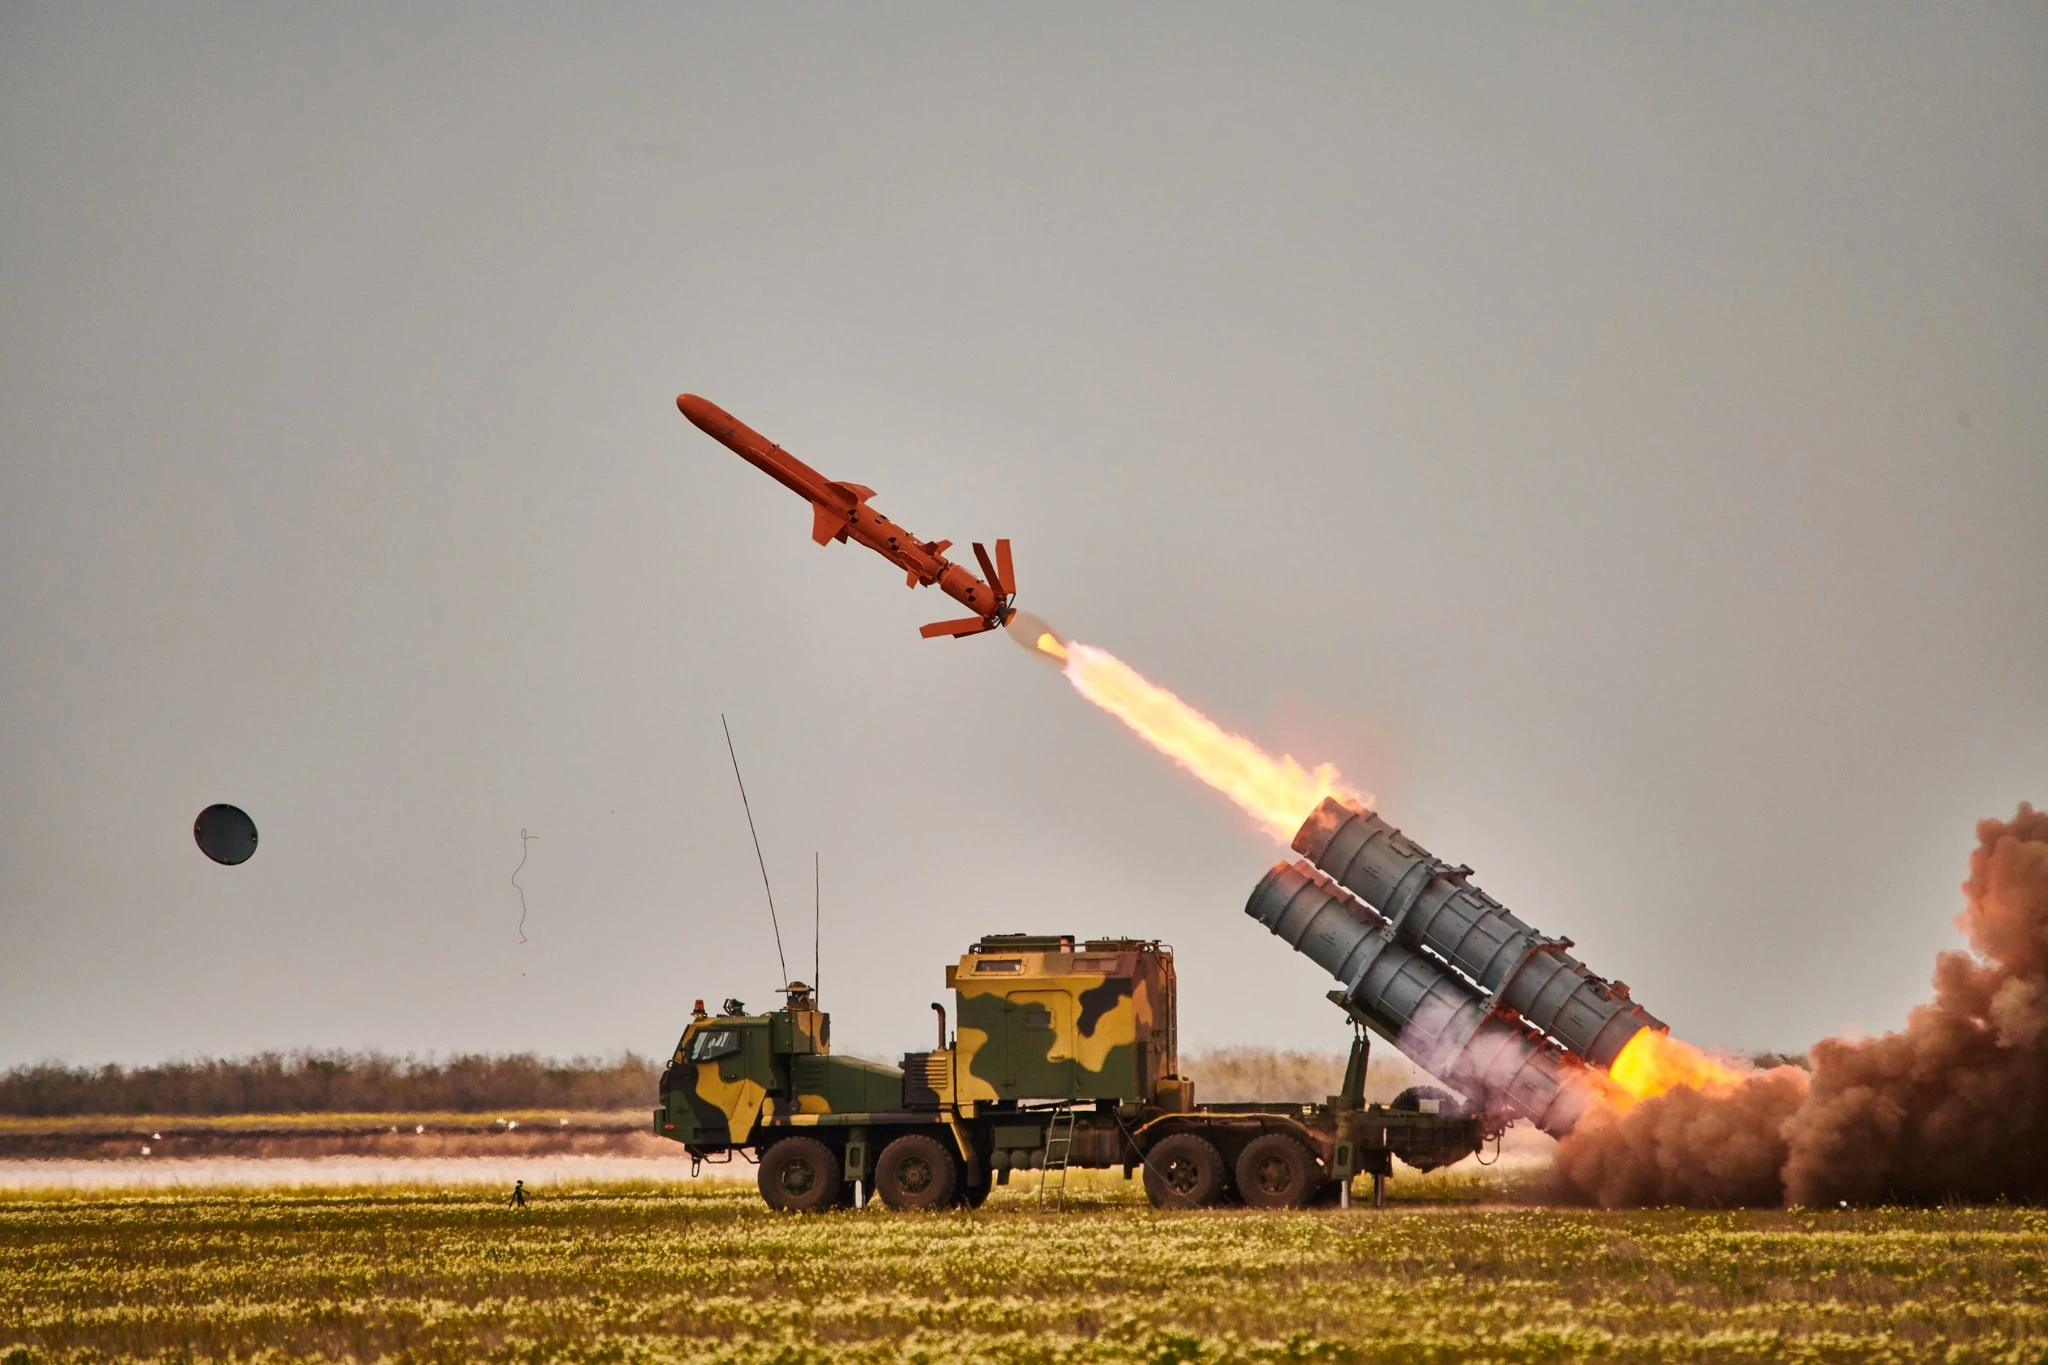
[509,1180,526,1209]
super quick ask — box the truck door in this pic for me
[1005,990,1077,1099]
[678,1022,770,1145]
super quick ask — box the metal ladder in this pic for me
[1038,1103,1076,1211]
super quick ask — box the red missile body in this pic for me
[677,394,1016,639]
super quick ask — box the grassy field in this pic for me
[1,1175,2040,1363]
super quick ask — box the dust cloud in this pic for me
[1557,803,2048,1207]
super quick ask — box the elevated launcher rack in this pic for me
[1250,796,1667,1137]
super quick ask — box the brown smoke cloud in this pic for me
[1556,802,2048,1206]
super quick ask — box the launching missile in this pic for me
[676,394,1017,639]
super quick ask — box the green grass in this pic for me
[1,1176,2042,1363]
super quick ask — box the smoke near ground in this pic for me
[1558,803,2048,1206]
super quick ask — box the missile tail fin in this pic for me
[972,542,1003,594]
[994,538,1015,595]
[919,615,995,640]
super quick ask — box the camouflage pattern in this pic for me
[657,991,904,1149]
[778,1054,903,1117]
[948,935,1177,1105]
[660,1014,775,1147]
[652,943,1486,1212]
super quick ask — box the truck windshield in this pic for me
[686,1029,743,1062]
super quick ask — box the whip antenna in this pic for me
[721,714,789,985]
[814,851,821,998]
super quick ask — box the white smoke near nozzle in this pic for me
[1003,608,1068,663]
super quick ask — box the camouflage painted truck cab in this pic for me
[656,936,1488,1212]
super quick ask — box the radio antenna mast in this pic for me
[720,714,788,986]
[813,851,821,998]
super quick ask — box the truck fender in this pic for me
[944,1115,982,1185]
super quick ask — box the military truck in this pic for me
[655,933,1487,1211]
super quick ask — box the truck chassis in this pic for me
[657,936,1487,1211]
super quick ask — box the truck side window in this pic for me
[1022,1004,1052,1030]
[687,1029,743,1062]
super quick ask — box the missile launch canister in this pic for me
[1293,797,1665,1069]
[677,394,1017,639]
[1248,796,1669,1135]
[1246,859,1604,1135]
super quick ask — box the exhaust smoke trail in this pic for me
[1006,613,1366,842]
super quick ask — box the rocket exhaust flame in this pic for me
[1003,609,1068,663]
[1604,1029,1750,1105]
[1010,619,1365,843]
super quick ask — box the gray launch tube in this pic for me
[1293,798,1665,1069]
[1245,860,1600,1136]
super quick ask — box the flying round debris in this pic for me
[193,804,258,865]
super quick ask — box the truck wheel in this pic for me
[1142,1133,1227,1208]
[757,1137,841,1213]
[1234,1133,1319,1208]
[1391,1085,1463,1115]
[875,1134,960,1210]
[957,1175,992,1209]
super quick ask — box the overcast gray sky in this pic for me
[3,5,2043,1072]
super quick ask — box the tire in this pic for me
[875,1133,960,1210]
[757,1136,842,1213]
[958,1175,992,1209]
[1141,1133,1228,1208]
[1234,1133,1319,1209]
[1391,1085,1462,1115]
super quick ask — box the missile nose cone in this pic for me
[676,393,736,437]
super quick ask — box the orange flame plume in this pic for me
[1605,1028,1751,1106]
[1047,637,1367,842]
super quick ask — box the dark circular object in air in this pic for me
[194,804,259,865]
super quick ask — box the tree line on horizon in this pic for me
[0,1051,664,1116]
